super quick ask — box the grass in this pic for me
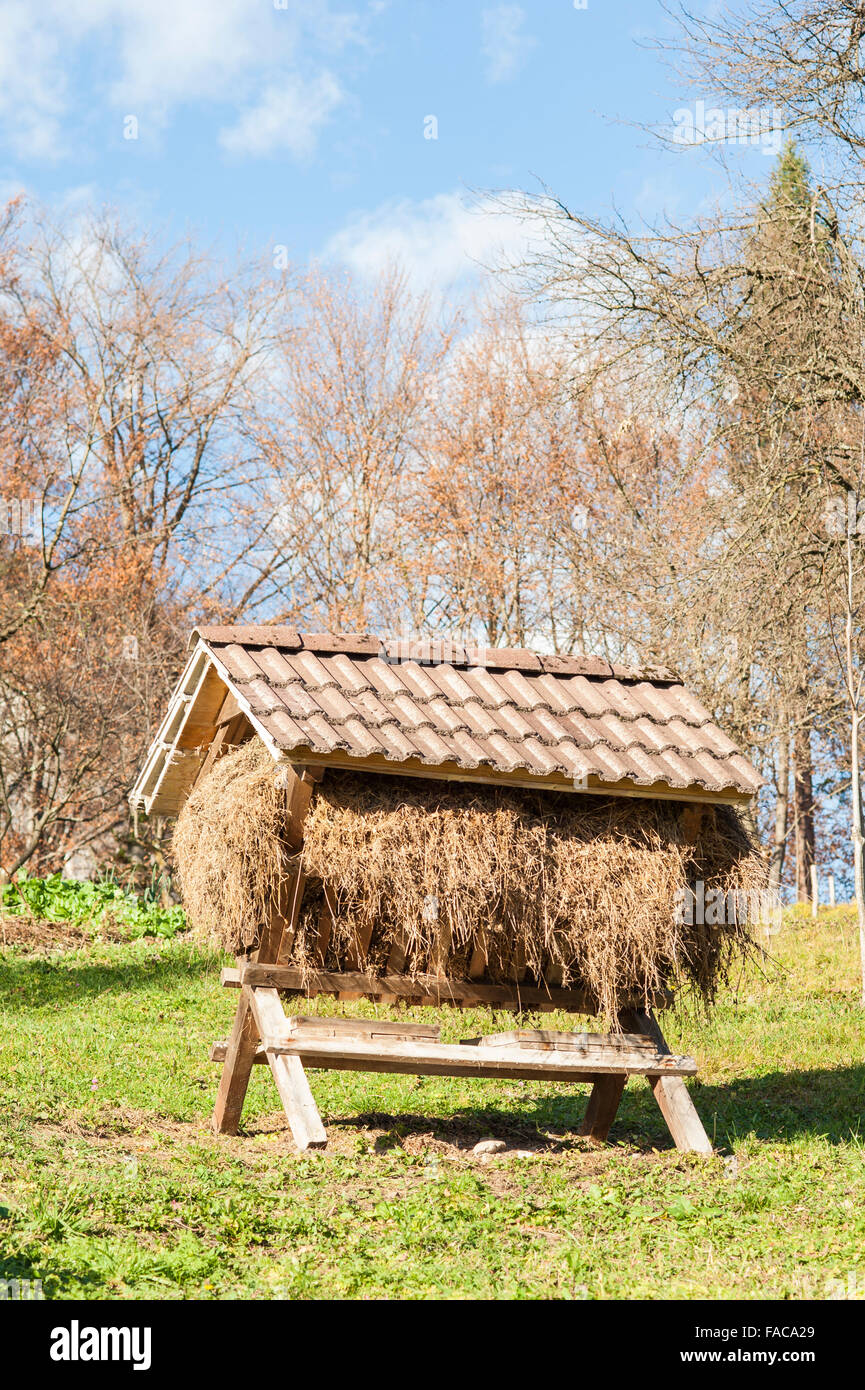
[0,903,863,1300]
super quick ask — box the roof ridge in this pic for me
[192,625,680,684]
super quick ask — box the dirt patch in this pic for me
[23,1103,680,1177]
[0,915,127,952]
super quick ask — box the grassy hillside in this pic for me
[0,904,862,1299]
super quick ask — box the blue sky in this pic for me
[0,0,783,286]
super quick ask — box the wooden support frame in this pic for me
[212,977,713,1154]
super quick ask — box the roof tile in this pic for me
[190,628,763,800]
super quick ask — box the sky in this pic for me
[0,0,787,289]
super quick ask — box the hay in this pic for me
[172,740,765,1021]
[172,738,295,952]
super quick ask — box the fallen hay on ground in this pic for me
[172,740,765,1021]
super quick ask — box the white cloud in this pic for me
[0,0,365,162]
[0,1,68,158]
[323,189,538,292]
[481,5,535,84]
[219,73,343,159]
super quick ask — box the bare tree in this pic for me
[0,205,285,875]
[236,265,454,630]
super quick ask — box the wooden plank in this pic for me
[648,1072,714,1155]
[195,709,251,787]
[195,718,232,787]
[223,964,672,1014]
[211,1040,267,1065]
[213,881,299,1134]
[346,917,375,971]
[211,772,318,1138]
[465,1028,658,1053]
[386,930,409,973]
[510,940,528,984]
[618,1007,713,1156]
[260,1033,696,1078]
[176,666,232,748]
[247,987,327,1151]
[467,928,487,979]
[214,687,246,726]
[314,885,337,964]
[680,804,704,843]
[430,905,452,978]
[227,964,624,1014]
[579,1074,627,1144]
[285,1015,440,1042]
[276,869,307,964]
[282,765,318,849]
[280,750,751,807]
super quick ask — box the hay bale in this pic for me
[172,739,294,953]
[172,740,765,1020]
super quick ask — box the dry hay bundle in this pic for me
[172,740,765,1020]
[172,739,296,954]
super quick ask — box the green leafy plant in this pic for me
[0,873,186,939]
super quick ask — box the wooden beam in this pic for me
[468,1028,658,1053]
[246,986,327,1151]
[222,963,659,1015]
[313,885,337,965]
[618,1007,713,1156]
[386,930,409,974]
[213,806,301,1135]
[211,985,262,1133]
[285,1015,440,1042]
[274,749,752,807]
[680,804,705,844]
[275,869,307,965]
[467,927,487,979]
[248,1032,696,1080]
[211,766,320,1137]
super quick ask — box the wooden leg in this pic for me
[248,987,327,1151]
[579,1072,626,1144]
[648,1073,714,1156]
[618,1007,714,1156]
[212,993,260,1135]
[210,765,320,1138]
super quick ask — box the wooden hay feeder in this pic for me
[131,627,764,1156]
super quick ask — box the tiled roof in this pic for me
[158,627,761,805]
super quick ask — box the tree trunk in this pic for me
[852,704,865,1005]
[792,718,815,903]
[768,726,790,896]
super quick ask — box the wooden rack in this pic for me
[211,963,713,1156]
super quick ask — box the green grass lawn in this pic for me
[1,904,863,1300]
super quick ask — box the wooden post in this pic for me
[810,864,819,919]
[829,872,836,907]
[211,986,262,1134]
[211,763,319,1138]
[618,1007,714,1156]
[247,986,327,1150]
[579,1073,627,1144]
